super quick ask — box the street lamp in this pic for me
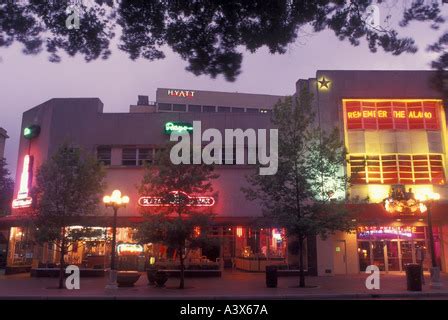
[417,191,441,289]
[103,190,130,289]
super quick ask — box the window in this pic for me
[158,103,172,111]
[138,148,153,165]
[173,104,186,112]
[122,148,154,166]
[217,106,231,113]
[232,107,245,113]
[345,100,441,131]
[349,154,445,185]
[246,108,259,113]
[203,105,216,112]
[122,148,137,166]
[97,146,111,165]
[188,105,201,112]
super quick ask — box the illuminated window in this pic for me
[345,100,441,131]
[349,154,445,185]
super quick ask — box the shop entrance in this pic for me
[333,240,347,275]
[357,226,428,272]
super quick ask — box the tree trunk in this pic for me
[298,237,305,288]
[179,243,185,289]
[58,227,66,289]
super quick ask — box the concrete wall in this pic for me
[0,128,8,159]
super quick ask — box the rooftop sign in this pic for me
[167,89,195,98]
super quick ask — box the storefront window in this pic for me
[357,226,429,272]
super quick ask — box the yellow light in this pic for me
[103,196,111,204]
[122,196,130,204]
[368,185,389,203]
[431,192,441,201]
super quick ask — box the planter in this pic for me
[265,265,278,288]
[147,269,157,285]
[117,271,141,287]
[155,270,168,287]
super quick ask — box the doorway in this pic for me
[333,240,347,275]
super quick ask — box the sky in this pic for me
[0,3,446,176]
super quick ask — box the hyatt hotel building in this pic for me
[2,70,448,276]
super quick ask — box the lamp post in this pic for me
[103,190,130,289]
[418,192,441,289]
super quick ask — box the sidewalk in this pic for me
[1,270,448,299]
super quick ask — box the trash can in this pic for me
[266,265,278,288]
[405,263,422,291]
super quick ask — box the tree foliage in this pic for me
[0,158,14,216]
[136,144,218,289]
[1,1,446,82]
[32,143,106,289]
[243,89,354,287]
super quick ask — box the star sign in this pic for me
[318,77,331,90]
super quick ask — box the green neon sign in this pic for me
[164,122,193,135]
[23,125,41,140]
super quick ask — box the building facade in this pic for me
[2,70,448,276]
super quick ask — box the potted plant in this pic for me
[155,270,168,287]
[117,271,141,287]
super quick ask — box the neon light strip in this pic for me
[12,155,33,209]
[138,190,215,207]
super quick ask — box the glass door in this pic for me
[372,241,386,271]
[385,240,400,271]
[400,241,414,270]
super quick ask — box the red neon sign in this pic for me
[345,100,440,130]
[138,190,215,207]
[12,155,33,209]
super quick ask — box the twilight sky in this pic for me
[0,4,446,176]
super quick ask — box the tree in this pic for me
[135,145,218,289]
[0,158,14,216]
[0,1,445,82]
[32,143,106,289]
[243,89,354,288]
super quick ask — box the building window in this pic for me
[122,148,154,166]
[173,104,186,112]
[138,148,153,165]
[218,106,231,113]
[344,100,441,131]
[246,108,259,113]
[232,107,245,113]
[97,146,111,166]
[122,148,137,166]
[158,103,172,111]
[203,105,216,112]
[349,154,445,185]
[188,105,201,112]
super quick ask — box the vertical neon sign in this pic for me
[12,155,33,209]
